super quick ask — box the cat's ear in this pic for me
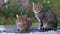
[16,14,19,18]
[37,2,42,5]
[37,2,40,5]
[32,2,35,8]
[24,15,27,18]
[32,2,34,5]
[32,2,34,4]
[38,2,43,7]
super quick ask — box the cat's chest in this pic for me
[34,11,40,18]
[35,13,41,22]
[33,10,43,22]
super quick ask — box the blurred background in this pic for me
[0,0,60,27]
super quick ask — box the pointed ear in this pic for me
[16,14,19,18]
[37,2,43,7]
[37,2,42,5]
[32,2,34,4]
[32,2,34,6]
[37,2,40,4]
[24,15,27,18]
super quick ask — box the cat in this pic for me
[32,2,58,31]
[16,14,32,32]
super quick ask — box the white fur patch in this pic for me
[16,14,19,18]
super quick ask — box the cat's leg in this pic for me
[37,18,41,29]
[36,18,43,30]
[38,19,44,31]
[36,20,41,29]
[40,19,43,29]
[37,18,43,30]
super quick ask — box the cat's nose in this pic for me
[34,8,36,10]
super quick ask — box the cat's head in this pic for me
[32,2,43,13]
[16,14,27,23]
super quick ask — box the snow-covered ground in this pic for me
[0,25,60,34]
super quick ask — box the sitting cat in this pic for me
[16,14,32,32]
[32,2,58,31]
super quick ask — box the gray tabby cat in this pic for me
[16,14,32,32]
[32,2,58,31]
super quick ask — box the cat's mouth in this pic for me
[33,10,39,14]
